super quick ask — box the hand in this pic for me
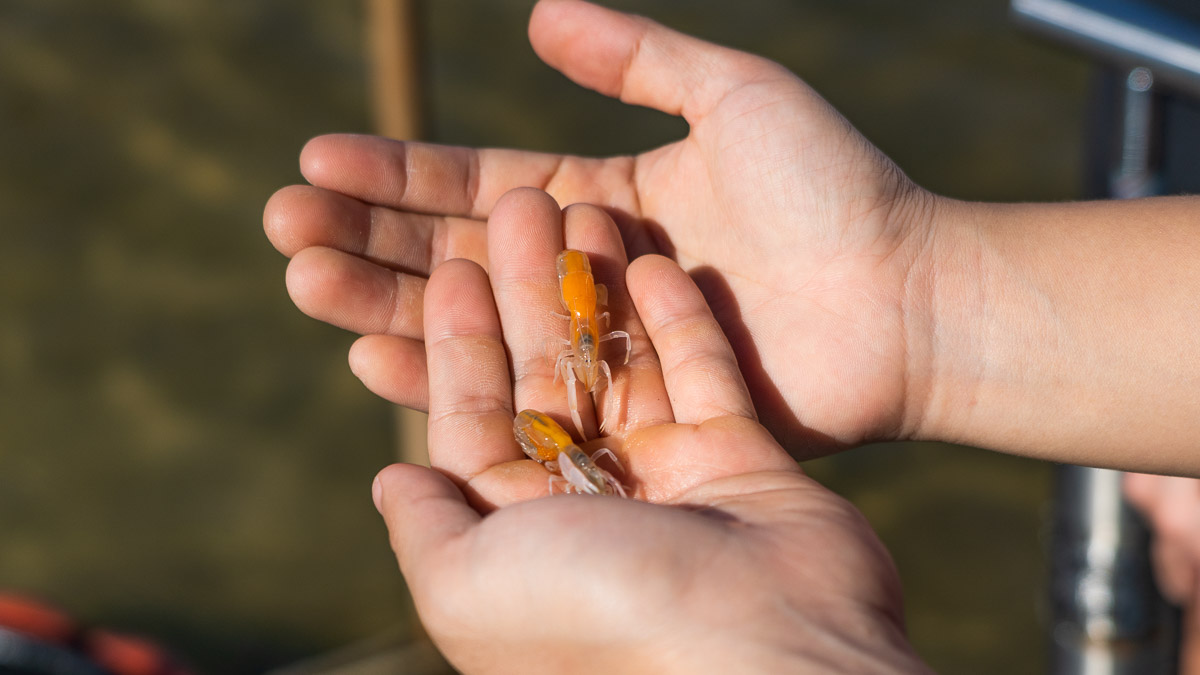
[373,188,929,674]
[264,0,937,457]
[1126,473,1200,673]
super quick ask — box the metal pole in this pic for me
[1009,1,1200,672]
[365,0,430,466]
[1049,66,1174,675]
[1051,466,1173,674]
[1111,66,1160,199]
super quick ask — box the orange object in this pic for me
[513,409,626,497]
[0,593,190,675]
[0,593,78,643]
[553,250,631,437]
[87,630,189,675]
[513,409,574,464]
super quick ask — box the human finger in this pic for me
[349,334,428,411]
[1153,536,1195,605]
[1129,475,1200,604]
[529,0,793,124]
[374,463,479,586]
[300,134,644,221]
[424,258,522,481]
[1181,582,1200,673]
[627,255,756,424]
[264,184,488,273]
[1124,472,1159,512]
[286,247,424,339]
[484,188,596,435]
[561,203,672,434]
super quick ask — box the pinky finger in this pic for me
[349,334,429,411]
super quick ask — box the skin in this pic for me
[1126,473,1200,674]
[265,0,933,458]
[377,189,929,673]
[261,0,1200,670]
[265,0,1200,472]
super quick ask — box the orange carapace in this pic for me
[513,409,626,497]
[554,250,631,438]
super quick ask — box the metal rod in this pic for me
[1012,0,1200,97]
[1112,67,1159,198]
[1050,465,1171,674]
[1010,2,1200,671]
[1049,65,1173,674]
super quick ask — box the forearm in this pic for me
[915,196,1200,473]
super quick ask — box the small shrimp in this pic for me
[513,409,627,497]
[553,250,631,438]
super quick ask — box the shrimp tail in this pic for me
[564,365,586,440]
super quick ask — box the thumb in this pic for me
[528,0,791,123]
[374,463,480,578]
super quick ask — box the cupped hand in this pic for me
[263,0,938,457]
[372,188,928,674]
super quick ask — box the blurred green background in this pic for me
[0,0,1087,672]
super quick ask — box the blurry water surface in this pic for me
[1,0,1086,672]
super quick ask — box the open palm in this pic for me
[373,187,927,673]
[420,187,795,506]
[265,0,935,456]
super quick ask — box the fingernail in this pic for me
[372,474,384,514]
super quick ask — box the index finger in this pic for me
[424,258,522,482]
[297,135,646,224]
[300,135,563,220]
[485,189,596,435]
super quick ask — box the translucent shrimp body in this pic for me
[513,408,574,466]
[554,250,631,437]
[513,409,627,498]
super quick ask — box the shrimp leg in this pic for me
[561,357,586,440]
[590,447,623,472]
[600,330,632,364]
[597,359,616,434]
[595,284,611,327]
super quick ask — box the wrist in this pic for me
[897,195,990,446]
[891,187,959,444]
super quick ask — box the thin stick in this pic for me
[366,0,428,465]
